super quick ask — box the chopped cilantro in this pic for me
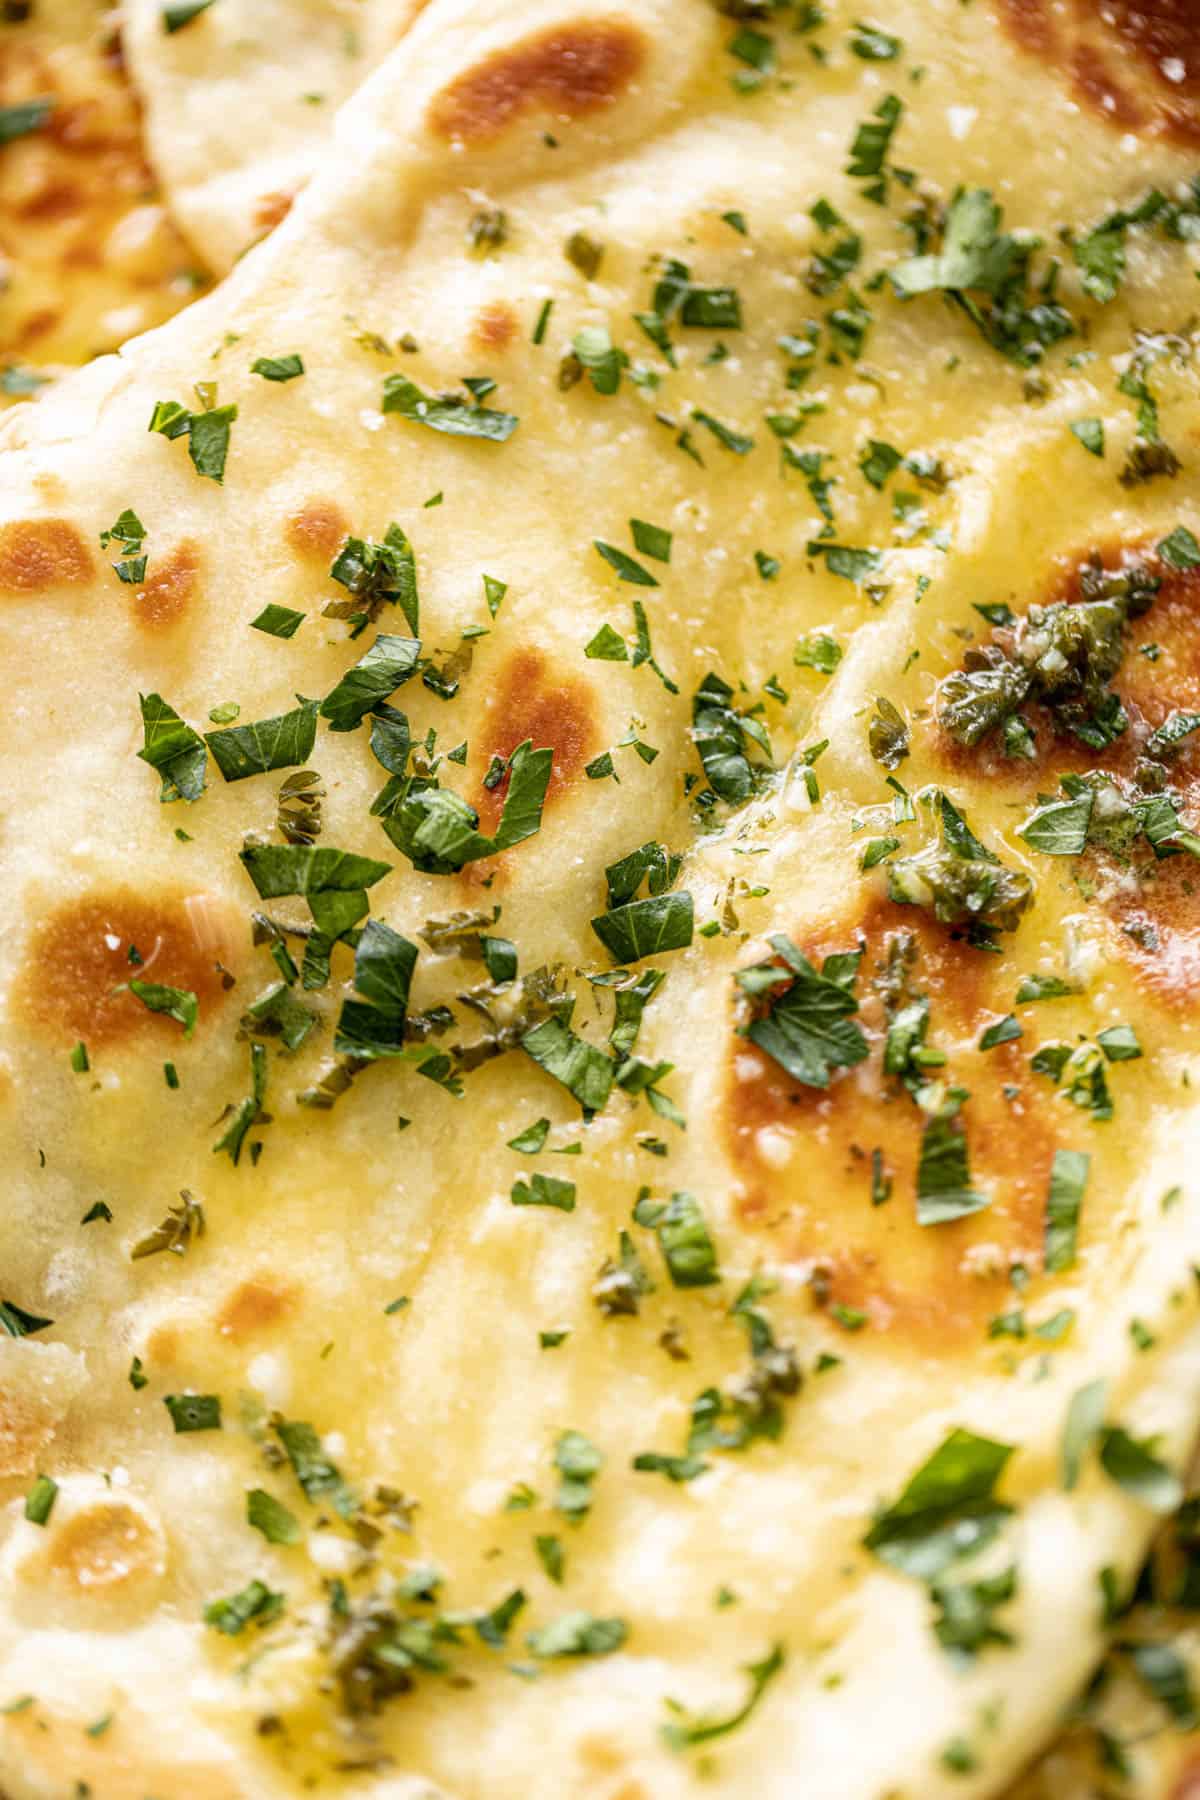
[127,979,198,1038]
[271,1415,356,1518]
[511,1173,576,1211]
[162,0,215,29]
[630,518,672,563]
[164,1393,222,1433]
[864,1428,1014,1578]
[246,1488,302,1545]
[204,1579,284,1636]
[0,98,51,141]
[206,698,318,781]
[23,1474,57,1526]
[521,1016,613,1116]
[381,372,518,441]
[526,1612,626,1658]
[661,1643,785,1750]
[737,935,867,1088]
[252,354,305,382]
[654,1192,719,1288]
[917,1091,990,1225]
[1070,418,1105,457]
[251,603,305,638]
[1045,1148,1088,1273]
[320,634,421,731]
[594,540,658,587]
[591,891,693,965]
[849,20,900,60]
[137,692,207,803]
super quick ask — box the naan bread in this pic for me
[0,0,206,391]
[3,2,1200,1798]
[122,0,428,273]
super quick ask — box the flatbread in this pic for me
[3,1,1200,1796]
[0,0,207,392]
[122,0,428,273]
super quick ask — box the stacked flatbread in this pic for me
[3,3,1200,1797]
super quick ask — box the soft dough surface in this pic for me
[3,2,1200,1797]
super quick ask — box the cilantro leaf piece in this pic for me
[632,1450,708,1483]
[891,188,1018,300]
[0,363,50,395]
[204,1579,284,1636]
[1061,1377,1106,1491]
[917,1092,990,1224]
[521,1017,613,1115]
[507,1118,551,1154]
[24,1474,57,1526]
[127,979,198,1038]
[1073,224,1126,304]
[525,1613,627,1658]
[137,692,207,803]
[806,541,881,584]
[572,325,627,394]
[381,741,553,873]
[163,0,215,29]
[0,1300,52,1338]
[931,1567,1016,1662]
[130,1192,204,1259]
[604,839,679,907]
[511,1172,576,1211]
[594,540,659,587]
[213,1041,267,1164]
[554,1429,602,1520]
[246,1488,302,1545]
[1158,524,1200,570]
[1099,1427,1182,1513]
[148,396,237,480]
[585,622,628,661]
[888,793,1033,932]
[655,1192,719,1288]
[864,1428,1015,1579]
[849,20,900,60]
[251,354,304,382]
[859,438,903,490]
[251,604,305,639]
[979,1015,1021,1050]
[328,525,419,635]
[0,98,52,141]
[794,631,842,674]
[738,935,868,1088]
[1017,790,1093,856]
[239,844,392,899]
[692,410,754,454]
[1016,972,1076,1003]
[1045,1148,1088,1273]
[100,508,147,583]
[1124,1642,1198,1726]
[205,698,318,781]
[320,634,421,732]
[847,92,903,187]
[333,919,418,1060]
[591,892,693,964]
[188,404,237,481]
[164,1393,222,1433]
[691,671,772,803]
[631,519,672,563]
[661,1643,785,1751]
[381,372,518,441]
[1097,1024,1141,1062]
[1070,418,1105,457]
[271,1415,357,1518]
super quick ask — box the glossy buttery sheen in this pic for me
[3,2,1200,1798]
